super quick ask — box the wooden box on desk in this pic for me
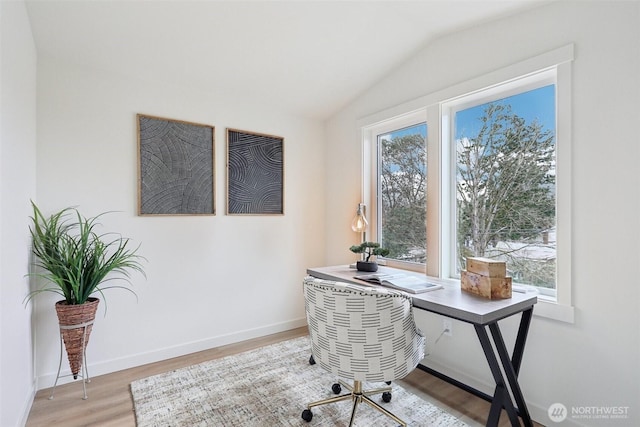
[466,257,507,278]
[461,270,512,299]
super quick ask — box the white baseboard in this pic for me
[36,317,307,389]
[18,381,37,427]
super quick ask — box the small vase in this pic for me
[356,261,378,272]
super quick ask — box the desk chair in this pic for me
[301,276,425,427]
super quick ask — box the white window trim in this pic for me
[362,109,428,273]
[359,44,575,323]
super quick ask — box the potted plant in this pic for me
[349,241,389,272]
[26,201,145,379]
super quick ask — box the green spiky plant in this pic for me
[26,201,145,308]
[349,241,390,262]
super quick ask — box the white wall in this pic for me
[325,1,640,426]
[0,1,38,426]
[32,53,326,387]
[11,1,640,425]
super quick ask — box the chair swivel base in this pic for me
[301,380,406,427]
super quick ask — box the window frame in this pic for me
[364,110,428,273]
[359,44,575,323]
[441,69,557,289]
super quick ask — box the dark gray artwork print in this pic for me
[227,130,283,215]
[139,115,214,215]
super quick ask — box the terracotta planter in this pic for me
[55,298,99,379]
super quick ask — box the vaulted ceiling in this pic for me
[25,0,550,120]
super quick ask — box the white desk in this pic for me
[307,265,537,427]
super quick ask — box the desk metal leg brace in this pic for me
[475,308,533,427]
[418,308,534,427]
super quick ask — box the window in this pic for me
[448,80,557,291]
[364,110,428,272]
[361,45,574,321]
[377,123,427,265]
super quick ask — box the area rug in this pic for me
[131,336,467,426]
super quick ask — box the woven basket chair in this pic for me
[301,276,425,427]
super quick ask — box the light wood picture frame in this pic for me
[226,128,284,215]
[137,114,215,215]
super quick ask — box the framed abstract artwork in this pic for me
[226,128,284,215]
[137,114,215,215]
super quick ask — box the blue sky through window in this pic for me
[455,84,555,139]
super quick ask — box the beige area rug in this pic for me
[131,336,468,426]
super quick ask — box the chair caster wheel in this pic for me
[309,355,315,365]
[382,391,392,403]
[332,383,342,394]
[302,409,313,422]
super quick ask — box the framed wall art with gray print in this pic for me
[226,128,284,215]
[137,114,215,215]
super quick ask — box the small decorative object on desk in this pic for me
[461,257,512,299]
[349,241,389,272]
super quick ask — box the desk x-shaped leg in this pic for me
[475,308,534,427]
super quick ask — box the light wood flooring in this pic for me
[26,327,542,426]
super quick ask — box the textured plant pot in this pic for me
[356,261,378,272]
[55,298,99,379]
